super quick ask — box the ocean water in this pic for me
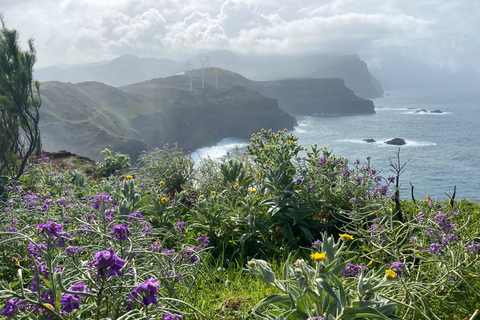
[194,88,480,201]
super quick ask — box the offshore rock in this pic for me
[385,138,406,146]
[363,139,376,143]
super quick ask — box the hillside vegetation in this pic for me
[39,80,295,161]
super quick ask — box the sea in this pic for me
[193,88,480,202]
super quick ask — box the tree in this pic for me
[0,13,41,183]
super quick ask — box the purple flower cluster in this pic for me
[60,283,89,313]
[92,192,117,210]
[1,299,24,318]
[173,221,187,234]
[465,241,480,255]
[111,224,131,241]
[36,222,72,247]
[311,240,322,252]
[341,263,368,278]
[129,278,160,308]
[89,248,125,278]
[164,313,183,320]
[196,234,210,247]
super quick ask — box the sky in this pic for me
[1,0,479,74]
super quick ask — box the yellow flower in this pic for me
[233,184,239,188]
[43,303,55,311]
[161,197,168,203]
[261,128,264,131]
[126,175,134,179]
[323,146,328,149]
[12,257,20,266]
[284,128,288,131]
[264,145,269,150]
[275,134,279,138]
[250,188,257,192]
[385,269,396,279]
[257,132,261,135]
[211,191,216,195]
[159,181,165,185]
[367,260,373,267]
[313,143,317,146]
[251,133,256,137]
[310,252,327,262]
[290,140,295,145]
[199,194,204,199]
[339,233,354,241]
[304,147,307,151]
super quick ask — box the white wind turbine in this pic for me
[200,56,211,89]
[186,60,195,90]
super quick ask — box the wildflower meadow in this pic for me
[1,129,479,319]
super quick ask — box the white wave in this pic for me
[401,110,452,115]
[336,138,436,147]
[192,137,249,161]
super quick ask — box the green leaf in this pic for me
[340,306,392,319]
[315,278,339,303]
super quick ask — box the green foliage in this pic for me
[99,148,131,176]
[0,14,42,182]
[1,130,480,319]
[247,232,404,320]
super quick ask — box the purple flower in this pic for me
[1,299,22,318]
[128,211,144,222]
[173,221,186,234]
[341,263,367,278]
[140,221,153,237]
[65,246,84,256]
[307,317,325,320]
[387,175,395,183]
[89,248,126,278]
[130,278,160,307]
[28,243,47,257]
[429,243,444,255]
[111,224,131,241]
[311,240,322,251]
[465,241,480,255]
[389,262,406,277]
[295,178,303,185]
[61,293,81,312]
[164,313,184,320]
[149,241,162,252]
[196,234,210,247]
[409,236,416,244]
[37,221,63,238]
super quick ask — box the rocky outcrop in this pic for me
[385,138,406,146]
[363,139,376,143]
[430,109,443,113]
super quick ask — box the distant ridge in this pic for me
[119,67,375,116]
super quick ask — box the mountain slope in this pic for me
[39,81,295,161]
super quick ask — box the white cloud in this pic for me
[1,0,479,73]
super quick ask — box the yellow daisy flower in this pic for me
[159,181,165,185]
[339,233,354,241]
[211,191,216,195]
[385,269,396,279]
[161,197,168,203]
[310,252,327,262]
[126,175,134,179]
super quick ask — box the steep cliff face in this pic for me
[38,81,295,161]
[252,78,375,115]
[305,56,384,99]
[130,86,295,152]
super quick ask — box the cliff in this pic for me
[120,68,375,116]
[39,81,295,161]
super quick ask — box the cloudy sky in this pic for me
[2,0,479,73]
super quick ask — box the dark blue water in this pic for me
[195,88,480,201]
